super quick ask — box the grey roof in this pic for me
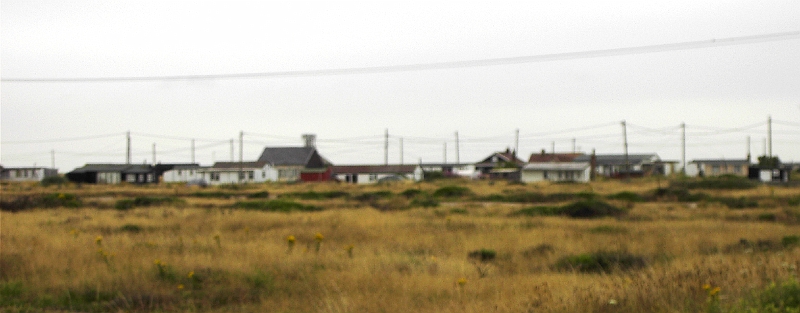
[257,147,317,166]
[523,162,590,171]
[690,159,750,165]
[573,154,659,165]
[211,161,268,170]
[331,165,419,174]
[69,164,153,174]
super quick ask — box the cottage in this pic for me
[573,154,662,177]
[161,164,206,184]
[67,164,156,184]
[419,163,477,178]
[688,159,750,177]
[0,165,59,182]
[256,147,330,182]
[331,165,423,184]
[200,161,277,185]
[521,162,591,183]
[474,149,525,180]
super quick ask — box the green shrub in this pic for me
[733,278,800,312]
[191,191,237,198]
[467,249,497,262]
[782,235,800,248]
[400,189,423,198]
[686,176,758,190]
[559,200,626,219]
[554,251,647,273]
[449,208,468,215]
[41,193,81,208]
[233,200,322,212]
[354,191,393,201]
[115,199,135,210]
[246,191,270,199]
[409,196,439,208]
[510,205,562,217]
[607,191,644,202]
[432,186,473,198]
[757,213,777,222]
[651,187,709,202]
[115,196,184,210]
[119,224,143,233]
[589,225,629,234]
[280,191,349,200]
[40,176,68,187]
[716,196,759,209]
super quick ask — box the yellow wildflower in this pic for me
[709,287,721,296]
[314,233,324,242]
[95,235,103,246]
[187,271,194,279]
[286,235,296,243]
[457,277,467,287]
[177,284,184,290]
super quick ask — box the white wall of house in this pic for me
[97,172,121,184]
[521,163,591,183]
[163,168,204,183]
[1,168,58,182]
[202,166,278,185]
[335,167,423,184]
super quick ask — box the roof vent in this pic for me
[302,134,316,148]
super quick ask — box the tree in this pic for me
[757,155,781,168]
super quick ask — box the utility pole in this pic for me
[384,129,389,166]
[551,141,555,154]
[152,143,156,165]
[191,139,195,164]
[767,115,772,159]
[399,138,404,165]
[51,150,55,169]
[455,131,460,165]
[443,142,447,163]
[622,120,630,181]
[572,138,576,154]
[746,136,751,162]
[681,122,686,174]
[230,139,234,162]
[239,131,244,184]
[126,131,131,165]
[514,129,519,157]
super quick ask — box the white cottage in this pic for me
[521,162,591,183]
[0,166,59,182]
[331,165,423,184]
[200,161,278,185]
[162,165,206,183]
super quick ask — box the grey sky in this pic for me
[2,1,799,172]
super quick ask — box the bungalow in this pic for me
[0,165,59,182]
[161,164,206,184]
[688,159,750,177]
[419,163,477,178]
[573,154,662,177]
[474,149,525,180]
[527,150,584,163]
[67,164,156,184]
[331,165,423,184]
[256,146,330,182]
[200,161,278,185]
[521,162,591,183]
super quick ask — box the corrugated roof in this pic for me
[574,154,659,165]
[690,159,750,165]
[211,161,268,169]
[528,153,584,163]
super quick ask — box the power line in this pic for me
[1,132,125,144]
[3,32,797,83]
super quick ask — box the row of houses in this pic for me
[2,142,795,185]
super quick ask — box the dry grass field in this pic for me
[2,177,799,312]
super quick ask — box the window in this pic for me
[210,173,220,181]
[248,171,255,180]
[369,174,378,181]
[262,171,266,178]
[543,171,548,179]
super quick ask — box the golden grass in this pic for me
[1,179,799,312]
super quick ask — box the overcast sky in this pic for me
[2,1,799,172]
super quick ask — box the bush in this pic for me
[354,191,393,201]
[782,235,800,248]
[607,191,645,202]
[686,176,758,190]
[588,225,629,234]
[246,191,270,199]
[119,224,143,233]
[651,187,709,202]
[554,251,647,273]
[233,200,322,212]
[716,196,759,209]
[115,196,184,210]
[191,191,238,198]
[400,189,423,198]
[559,200,626,218]
[432,186,473,198]
[467,249,497,262]
[41,193,81,208]
[510,205,562,217]
[409,196,439,208]
[40,176,68,187]
[734,278,800,312]
[280,191,349,200]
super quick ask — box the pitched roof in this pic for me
[523,162,590,171]
[475,150,525,167]
[528,153,584,163]
[69,164,153,174]
[573,154,659,165]
[331,165,419,174]
[690,159,750,166]
[257,147,322,167]
[211,161,268,170]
